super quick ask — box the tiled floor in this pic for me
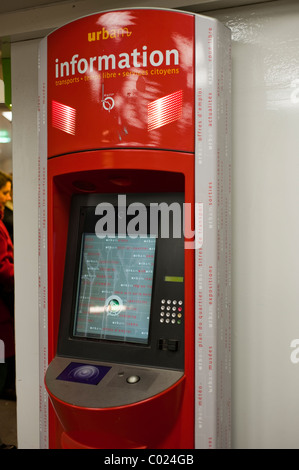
[0,399,17,448]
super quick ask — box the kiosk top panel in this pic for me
[44,9,195,157]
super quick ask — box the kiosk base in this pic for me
[46,357,186,449]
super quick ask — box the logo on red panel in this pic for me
[87,27,132,42]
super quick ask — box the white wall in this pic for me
[11,39,40,449]
[209,1,299,448]
[10,0,299,449]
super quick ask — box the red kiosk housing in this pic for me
[38,8,231,449]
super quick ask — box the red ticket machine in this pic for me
[39,8,231,449]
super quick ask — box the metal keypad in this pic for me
[159,299,183,325]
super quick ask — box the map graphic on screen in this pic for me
[73,234,156,344]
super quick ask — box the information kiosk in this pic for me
[38,8,231,449]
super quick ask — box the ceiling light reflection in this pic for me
[89,305,127,314]
[2,111,12,122]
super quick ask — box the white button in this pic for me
[126,375,140,384]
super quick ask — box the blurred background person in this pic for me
[0,170,15,401]
[3,174,13,243]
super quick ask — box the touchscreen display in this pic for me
[73,234,156,344]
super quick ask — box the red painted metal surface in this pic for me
[46,9,195,449]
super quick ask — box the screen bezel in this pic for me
[56,192,185,370]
